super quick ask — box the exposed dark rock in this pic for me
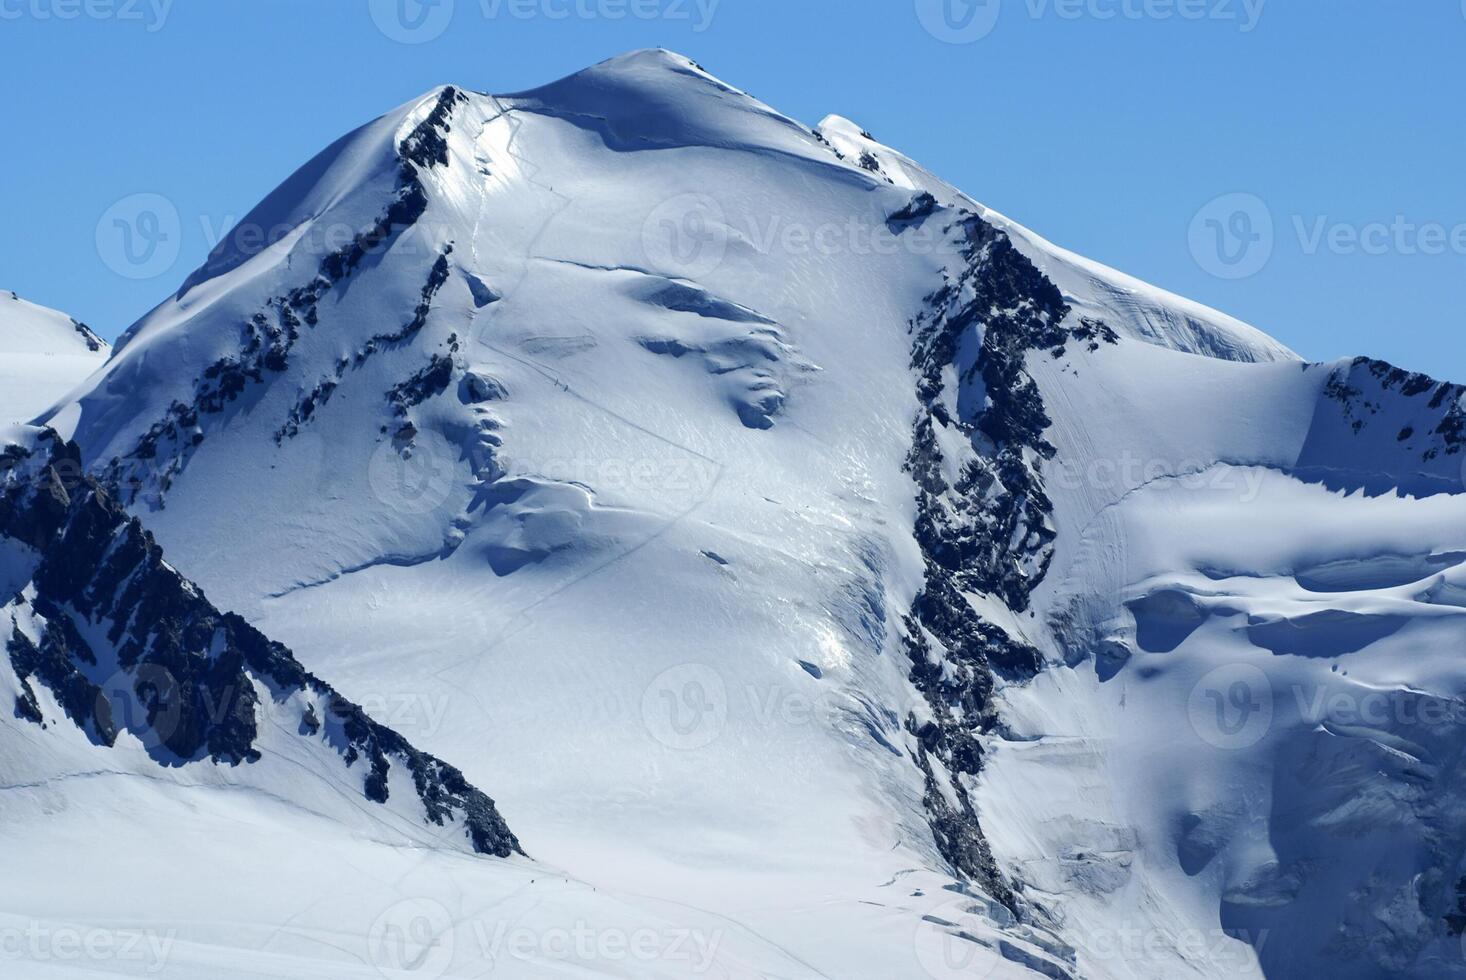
[388,354,455,417]
[354,247,455,366]
[276,378,339,443]
[6,625,115,746]
[887,192,939,233]
[890,196,1117,912]
[399,87,467,170]
[637,336,699,358]
[1322,357,1466,465]
[460,372,508,404]
[101,93,466,506]
[1447,877,1466,936]
[3,430,520,858]
[465,273,500,308]
[69,318,105,352]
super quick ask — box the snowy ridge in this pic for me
[0,292,108,426]
[0,291,106,357]
[814,114,1296,365]
[1,425,519,858]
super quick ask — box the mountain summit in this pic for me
[0,291,107,425]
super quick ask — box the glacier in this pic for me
[2,48,1465,979]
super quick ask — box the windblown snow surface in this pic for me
[0,291,107,425]
[8,49,1466,978]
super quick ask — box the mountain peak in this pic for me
[518,47,709,89]
[14,47,1466,980]
[505,47,812,154]
[1,292,108,427]
[585,46,702,71]
[0,291,107,356]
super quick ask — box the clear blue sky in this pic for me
[2,0,1462,377]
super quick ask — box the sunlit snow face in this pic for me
[814,621,852,672]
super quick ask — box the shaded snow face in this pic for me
[19,46,1466,980]
[979,333,1466,979]
[1005,474,1466,979]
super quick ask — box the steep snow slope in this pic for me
[814,115,1296,365]
[0,425,832,979]
[1,426,518,860]
[0,292,107,425]
[45,51,1089,978]
[34,49,1466,979]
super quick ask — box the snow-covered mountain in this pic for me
[11,48,1466,978]
[1,424,518,856]
[0,291,108,425]
[2,422,815,978]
